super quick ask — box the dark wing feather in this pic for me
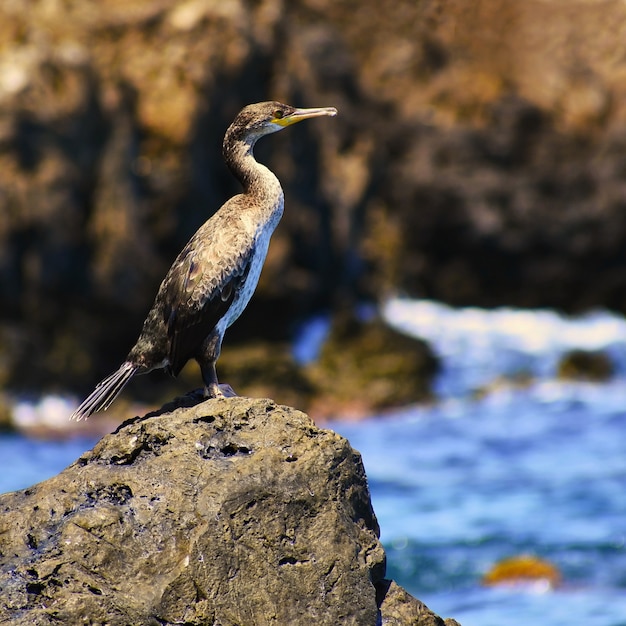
[161,232,255,376]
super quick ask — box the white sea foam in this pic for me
[12,395,78,429]
[383,298,626,397]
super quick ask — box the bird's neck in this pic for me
[223,134,283,207]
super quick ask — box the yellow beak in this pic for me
[272,106,338,127]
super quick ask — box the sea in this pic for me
[2,297,626,626]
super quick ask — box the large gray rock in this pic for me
[0,396,458,625]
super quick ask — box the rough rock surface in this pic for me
[0,397,458,625]
[379,581,462,626]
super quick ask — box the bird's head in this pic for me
[230,101,338,142]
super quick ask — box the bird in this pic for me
[70,101,337,421]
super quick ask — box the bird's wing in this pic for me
[161,222,255,376]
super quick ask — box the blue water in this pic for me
[2,298,626,625]
[0,435,98,494]
[333,390,626,625]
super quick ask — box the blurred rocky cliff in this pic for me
[1,0,626,406]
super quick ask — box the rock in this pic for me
[213,313,439,421]
[4,0,626,399]
[0,395,13,433]
[209,341,318,412]
[0,397,458,625]
[482,554,561,589]
[378,580,462,626]
[305,312,439,419]
[556,349,614,382]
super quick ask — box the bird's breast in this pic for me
[220,196,284,330]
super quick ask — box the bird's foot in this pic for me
[204,383,238,399]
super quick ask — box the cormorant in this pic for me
[70,101,337,421]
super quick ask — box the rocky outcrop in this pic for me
[556,349,614,382]
[304,313,439,419]
[379,581,462,626]
[0,396,459,625]
[3,0,626,401]
[215,314,439,419]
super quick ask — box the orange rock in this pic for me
[482,555,561,589]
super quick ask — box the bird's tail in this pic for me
[70,361,138,421]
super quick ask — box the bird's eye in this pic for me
[273,109,284,119]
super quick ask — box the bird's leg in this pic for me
[200,363,238,398]
[198,334,237,399]
[200,359,222,398]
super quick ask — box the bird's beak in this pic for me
[273,106,338,127]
